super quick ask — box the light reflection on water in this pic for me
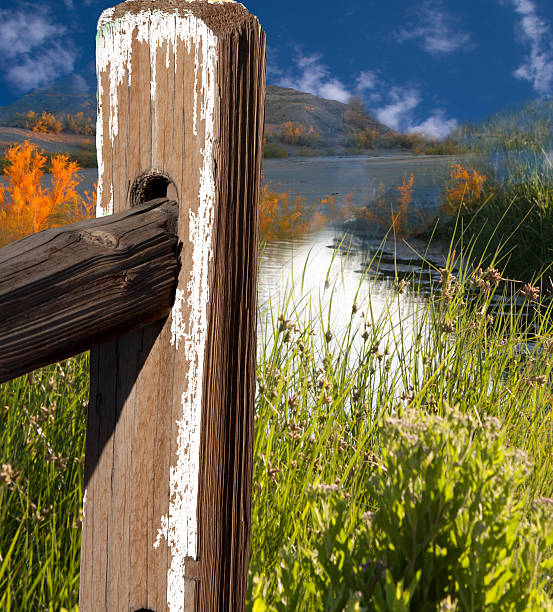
[256,228,447,363]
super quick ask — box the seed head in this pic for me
[521,283,539,302]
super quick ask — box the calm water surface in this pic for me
[63,155,458,334]
[258,154,455,317]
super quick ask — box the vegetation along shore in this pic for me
[1,93,553,608]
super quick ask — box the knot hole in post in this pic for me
[130,171,178,207]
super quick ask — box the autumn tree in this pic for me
[343,96,371,132]
[442,164,487,214]
[33,112,62,134]
[0,141,96,246]
[280,122,320,145]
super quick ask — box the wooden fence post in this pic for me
[80,2,266,610]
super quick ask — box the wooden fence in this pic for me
[0,1,266,610]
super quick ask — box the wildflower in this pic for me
[361,329,370,341]
[471,269,490,292]
[48,453,68,471]
[439,268,450,285]
[325,329,333,343]
[0,463,18,487]
[352,302,359,314]
[442,319,457,334]
[521,283,539,302]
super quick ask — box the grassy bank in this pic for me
[442,164,553,288]
[1,242,553,608]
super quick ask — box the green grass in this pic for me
[0,357,87,610]
[1,239,553,609]
[442,159,553,284]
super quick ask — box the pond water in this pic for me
[257,154,461,334]
[11,152,467,345]
[72,154,460,339]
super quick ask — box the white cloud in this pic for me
[0,9,59,59]
[0,7,77,93]
[6,44,76,91]
[509,0,553,94]
[70,74,91,93]
[408,111,459,139]
[396,1,472,55]
[356,70,377,92]
[373,88,458,139]
[277,51,352,103]
[374,87,421,131]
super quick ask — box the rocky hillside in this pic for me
[264,85,391,143]
[0,75,390,151]
[0,75,96,125]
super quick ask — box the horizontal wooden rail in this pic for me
[0,197,180,384]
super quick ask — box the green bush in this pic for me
[263,142,288,158]
[251,407,553,611]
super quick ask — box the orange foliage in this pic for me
[360,175,417,237]
[32,112,62,134]
[259,184,354,241]
[442,164,487,214]
[349,127,379,149]
[280,121,320,145]
[0,141,96,246]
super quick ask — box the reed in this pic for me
[0,236,552,609]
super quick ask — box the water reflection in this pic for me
[257,229,448,362]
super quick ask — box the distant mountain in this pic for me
[0,74,96,124]
[264,85,392,143]
[0,75,391,149]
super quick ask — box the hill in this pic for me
[0,75,96,125]
[264,85,392,143]
[0,75,392,155]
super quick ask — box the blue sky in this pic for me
[1,0,553,138]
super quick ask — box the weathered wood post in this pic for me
[81,1,266,610]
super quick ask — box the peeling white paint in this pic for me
[82,488,87,521]
[161,19,218,612]
[169,288,186,349]
[96,6,220,611]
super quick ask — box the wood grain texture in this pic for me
[81,2,265,611]
[0,198,179,384]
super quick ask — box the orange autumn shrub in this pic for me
[0,141,96,246]
[280,122,320,145]
[260,184,323,240]
[360,174,416,237]
[442,164,487,214]
[259,184,356,241]
[349,127,379,150]
[32,112,62,134]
